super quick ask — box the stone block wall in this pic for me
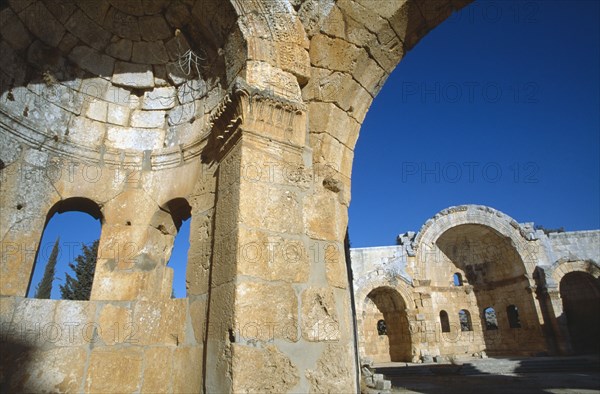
[1,0,472,392]
[0,297,201,393]
[549,231,600,263]
[352,205,599,363]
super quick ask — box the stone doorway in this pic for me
[363,287,412,363]
[560,271,600,354]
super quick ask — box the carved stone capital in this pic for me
[203,79,307,162]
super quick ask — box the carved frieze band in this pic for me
[204,78,307,161]
[1,77,307,172]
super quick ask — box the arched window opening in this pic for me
[453,273,463,286]
[377,319,387,335]
[168,218,191,298]
[27,198,102,300]
[459,309,472,331]
[507,305,521,328]
[164,198,192,299]
[439,310,451,333]
[484,307,498,330]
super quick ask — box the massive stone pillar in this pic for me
[202,83,355,392]
[542,288,573,355]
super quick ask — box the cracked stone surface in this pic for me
[0,1,478,392]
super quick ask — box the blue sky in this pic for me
[29,0,599,298]
[27,213,190,299]
[27,212,102,299]
[348,0,600,247]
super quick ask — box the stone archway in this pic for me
[433,223,545,356]
[0,1,472,392]
[410,206,547,357]
[559,271,600,354]
[362,286,412,362]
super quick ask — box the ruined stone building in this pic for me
[2,0,596,393]
[351,205,600,364]
[0,0,476,392]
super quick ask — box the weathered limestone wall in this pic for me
[0,297,201,393]
[351,246,412,282]
[352,246,414,362]
[351,205,600,363]
[548,231,600,263]
[1,0,471,392]
[1,122,210,391]
[428,286,482,357]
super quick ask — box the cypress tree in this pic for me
[60,240,99,300]
[34,237,60,299]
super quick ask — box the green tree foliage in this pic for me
[60,240,99,300]
[34,237,60,299]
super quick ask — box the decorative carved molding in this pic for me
[0,95,222,171]
[202,78,307,163]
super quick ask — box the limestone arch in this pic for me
[559,270,600,353]
[545,259,600,354]
[414,205,537,276]
[27,197,103,297]
[303,0,472,182]
[355,273,416,313]
[550,259,600,288]
[355,275,415,363]
[412,205,545,356]
[152,197,193,234]
[360,286,412,362]
[0,172,109,296]
[0,1,481,391]
[150,197,193,297]
[44,196,104,224]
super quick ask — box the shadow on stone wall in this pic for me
[0,334,36,393]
